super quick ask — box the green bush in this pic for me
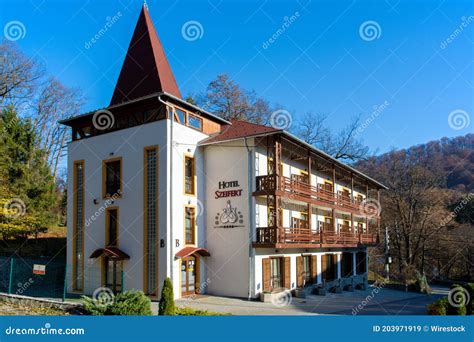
[462,283,474,315]
[81,295,110,316]
[158,278,175,315]
[427,298,447,315]
[82,290,152,316]
[447,285,467,316]
[109,291,152,316]
[174,307,230,316]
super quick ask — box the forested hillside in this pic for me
[357,133,473,282]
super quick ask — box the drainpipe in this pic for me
[244,137,254,300]
[158,95,174,286]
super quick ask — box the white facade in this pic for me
[66,115,374,299]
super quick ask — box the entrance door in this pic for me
[181,256,196,296]
[104,258,122,294]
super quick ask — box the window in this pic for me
[188,114,202,131]
[144,146,158,296]
[184,156,195,195]
[302,256,311,284]
[270,258,282,289]
[103,159,122,198]
[106,208,118,246]
[185,207,196,245]
[175,109,186,124]
[73,161,84,291]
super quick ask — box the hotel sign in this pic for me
[215,180,243,199]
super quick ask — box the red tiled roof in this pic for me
[199,120,280,145]
[110,5,181,105]
[90,247,130,260]
[175,247,210,259]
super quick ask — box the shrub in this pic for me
[427,298,447,315]
[447,285,467,316]
[158,278,175,315]
[81,295,110,316]
[82,290,151,316]
[109,291,152,316]
[462,283,474,315]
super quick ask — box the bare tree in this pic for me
[197,74,272,124]
[294,112,330,146]
[30,77,84,178]
[0,41,44,108]
[295,114,369,162]
[359,150,463,280]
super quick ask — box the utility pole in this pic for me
[384,225,391,280]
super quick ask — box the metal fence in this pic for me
[0,256,66,299]
[0,257,128,301]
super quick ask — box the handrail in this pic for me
[255,226,378,245]
[256,174,376,214]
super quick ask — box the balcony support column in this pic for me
[352,252,357,276]
[350,173,354,202]
[365,183,369,233]
[351,212,354,236]
[307,151,312,232]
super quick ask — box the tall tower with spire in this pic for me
[110,4,182,105]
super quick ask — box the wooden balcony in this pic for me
[254,175,372,215]
[254,226,378,248]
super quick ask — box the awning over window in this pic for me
[90,247,130,260]
[175,247,210,259]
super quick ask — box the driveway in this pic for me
[160,286,445,316]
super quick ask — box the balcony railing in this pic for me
[255,175,370,214]
[255,225,378,247]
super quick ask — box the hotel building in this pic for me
[61,5,386,299]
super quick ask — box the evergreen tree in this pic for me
[158,278,175,315]
[0,106,57,240]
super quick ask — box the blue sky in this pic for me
[1,0,473,154]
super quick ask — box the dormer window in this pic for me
[172,106,203,132]
[175,108,186,124]
[188,114,202,131]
